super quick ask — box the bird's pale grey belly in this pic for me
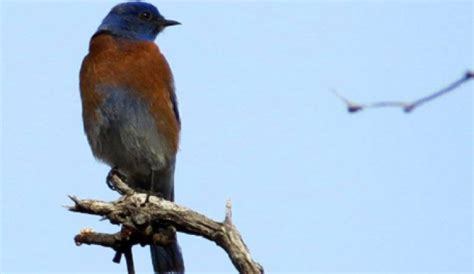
[84,86,170,179]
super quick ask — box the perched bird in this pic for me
[79,2,183,273]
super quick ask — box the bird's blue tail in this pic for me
[149,167,184,274]
[150,241,184,274]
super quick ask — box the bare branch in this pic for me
[68,176,263,274]
[333,70,473,113]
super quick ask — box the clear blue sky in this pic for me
[1,1,472,273]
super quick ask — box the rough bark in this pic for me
[68,175,263,274]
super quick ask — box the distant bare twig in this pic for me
[333,70,473,113]
[68,175,263,274]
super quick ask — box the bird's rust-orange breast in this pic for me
[80,33,180,153]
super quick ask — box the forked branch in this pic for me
[333,70,473,113]
[68,175,263,274]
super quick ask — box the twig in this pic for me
[333,70,473,113]
[123,247,135,274]
[69,176,263,274]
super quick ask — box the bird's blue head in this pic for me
[97,2,180,41]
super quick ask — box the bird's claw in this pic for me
[106,167,128,194]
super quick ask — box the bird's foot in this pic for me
[106,167,128,194]
[142,191,165,206]
[144,191,153,205]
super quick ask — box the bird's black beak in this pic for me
[162,19,181,27]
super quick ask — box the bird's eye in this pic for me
[139,12,152,21]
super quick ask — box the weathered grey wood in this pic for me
[69,175,263,274]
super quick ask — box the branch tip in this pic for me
[113,252,122,263]
[68,195,79,203]
[466,70,474,79]
[403,104,415,113]
[224,199,233,225]
[331,89,365,113]
[347,104,364,113]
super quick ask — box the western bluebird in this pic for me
[79,2,183,273]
